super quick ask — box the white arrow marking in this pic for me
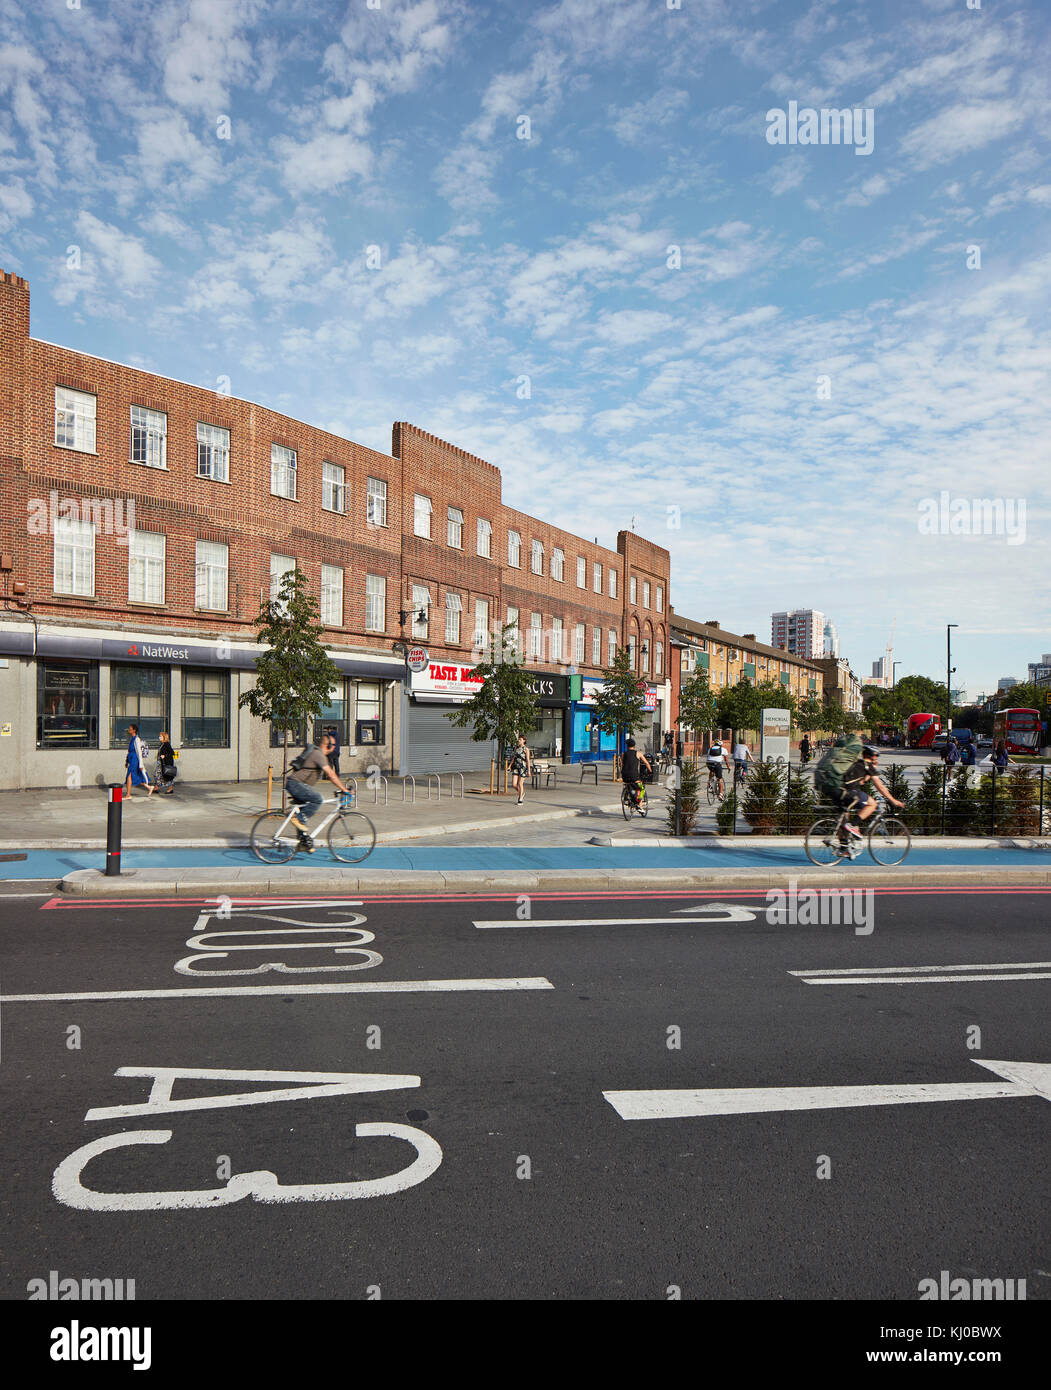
[474,906,757,929]
[603,1060,1051,1120]
[0,977,553,1003]
[791,962,1051,985]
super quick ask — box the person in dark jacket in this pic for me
[154,730,178,793]
[325,726,341,777]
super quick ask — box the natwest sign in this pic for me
[411,663,486,701]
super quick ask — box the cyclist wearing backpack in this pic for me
[285,734,353,851]
[839,745,904,843]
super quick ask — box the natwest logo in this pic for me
[127,641,190,662]
[127,645,138,656]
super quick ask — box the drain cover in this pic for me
[406,1109,429,1121]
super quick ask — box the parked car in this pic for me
[976,736,993,753]
[931,733,949,757]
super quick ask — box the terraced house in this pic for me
[0,269,671,790]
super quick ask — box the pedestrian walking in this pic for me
[325,726,341,777]
[154,730,178,793]
[124,723,152,797]
[510,733,531,805]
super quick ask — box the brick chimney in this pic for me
[0,269,29,466]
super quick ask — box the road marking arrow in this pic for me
[790,962,1051,985]
[603,1060,1051,1120]
[474,905,757,928]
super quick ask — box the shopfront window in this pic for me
[37,661,98,749]
[181,669,230,748]
[355,681,385,745]
[315,679,348,747]
[525,709,563,760]
[110,663,170,747]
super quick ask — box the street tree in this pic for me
[676,669,718,751]
[595,647,647,776]
[238,566,341,803]
[446,623,539,790]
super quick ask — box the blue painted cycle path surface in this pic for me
[3,844,1050,881]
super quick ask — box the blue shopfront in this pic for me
[569,676,617,763]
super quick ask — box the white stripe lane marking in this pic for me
[797,972,1051,985]
[790,962,1051,976]
[0,976,554,1003]
[604,1061,1051,1119]
[474,908,757,929]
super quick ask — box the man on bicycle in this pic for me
[706,737,730,799]
[286,734,353,851]
[840,745,904,843]
[732,739,753,785]
[621,737,651,809]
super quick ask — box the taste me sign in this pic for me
[412,664,485,700]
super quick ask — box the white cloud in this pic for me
[899,100,1026,168]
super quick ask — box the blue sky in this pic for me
[1,0,1048,701]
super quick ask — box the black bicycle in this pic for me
[805,796,911,867]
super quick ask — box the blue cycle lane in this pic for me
[2,843,1049,881]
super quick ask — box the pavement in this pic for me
[1,887,1048,1303]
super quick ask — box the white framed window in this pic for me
[271,444,297,500]
[445,591,462,644]
[129,529,164,605]
[130,405,167,469]
[366,573,386,633]
[508,530,521,567]
[628,635,637,669]
[411,584,430,639]
[506,606,520,657]
[641,638,650,673]
[367,477,387,526]
[656,585,664,613]
[197,423,230,481]
[551,617,564,661]
[321,564,343,626]
[322,462,346,514]
[54,517,94,596]
[270,553,295,610]
[592,626,601,665]
[447,506,463,549]
[531,540,544,575]
[609,570,617,599]
[477,518,492,558]
[630,576,637,604]
[593,561,602,594]
[54,387,96,452]
[608,629,616,665]
[656,641,663,675]
[643,580,651,609]
[551,548,565,582]
[414,493,432,539]
[195,540,228,611]
[474,598,489,652]
[576,556,586,588]
[529,612,542,659]
[575,622,585,663]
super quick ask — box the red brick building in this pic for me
[0,269,671,788]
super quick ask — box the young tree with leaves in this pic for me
[676,669,718,755]
[595,647,647,777]
[238,567,341,803]
[445,624,540,790]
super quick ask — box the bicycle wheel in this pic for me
[328,811,377,863]
[706,777,718,805]
[805,817,848,867]
[250,810,297,864]
[869,817,911,866]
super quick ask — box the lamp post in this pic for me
[946,624,958,735]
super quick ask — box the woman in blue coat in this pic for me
[124,723,153,797]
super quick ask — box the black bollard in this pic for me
[105,783,123,876]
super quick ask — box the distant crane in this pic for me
[886,617,896,689]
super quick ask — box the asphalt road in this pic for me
[1,887,1048,1301]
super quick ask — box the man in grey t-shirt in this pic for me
[285,734,353,848]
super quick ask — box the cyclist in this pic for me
[799,734,812,767]
[706,737,730,800]
[286,733,353,852]
[732,738,754,785]
[621,736,651,811]
[839,745,904,845]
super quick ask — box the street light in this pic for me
[946,624,958,735]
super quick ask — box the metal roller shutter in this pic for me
[404,702,493,776]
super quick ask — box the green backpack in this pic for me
[814,733,863,801]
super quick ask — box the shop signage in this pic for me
[407,646,429,673]
[412,664,486,700]
[526,672,569,704]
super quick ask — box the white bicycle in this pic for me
[250,795,376,864]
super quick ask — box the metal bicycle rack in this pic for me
[425,773,440,801]
[400,776,416,804]
[370,776,389,805]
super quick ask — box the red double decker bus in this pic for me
[993,707,1041,755]
[906,712,942,748]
